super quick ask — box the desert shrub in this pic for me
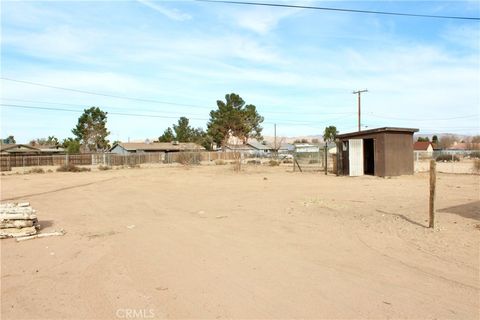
[176,152,199,165]
[215,159,227,165]
[247,159,261,165]
[98,165,111,171]
[474,159,480,173]
[308,159,320,164]
[436,154,459,162]
[47,169,53,173]
[268,160,280,166]
[469,151,480,159]
[282,159,293,164]
[29,167,45,174]
[57,163,91,172]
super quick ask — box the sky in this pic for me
[1,0,479,143]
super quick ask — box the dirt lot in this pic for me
[1,165,479,319]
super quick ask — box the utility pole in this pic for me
[274,123,277,159]
[353,89,368,131]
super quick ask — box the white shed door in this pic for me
[349,139,364,176]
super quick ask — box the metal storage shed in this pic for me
[336,127,418,177]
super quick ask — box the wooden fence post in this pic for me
[429,159,436,228]
[324,144,328,175]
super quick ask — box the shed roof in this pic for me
[337,127,418,139]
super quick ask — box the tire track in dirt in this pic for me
[355,233,479,291]
[1,177,118,201]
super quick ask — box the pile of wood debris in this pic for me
[0,202,39,239]
[0,202,64,241]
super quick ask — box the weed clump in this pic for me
[176,152,200,165]
[436,154,460,162]
[268,160,280,166]
[474,159,480,173]
[215,159,227,165]
[57,163,91,172]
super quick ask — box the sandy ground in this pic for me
[1,165,479,319]
[415,159,478,174]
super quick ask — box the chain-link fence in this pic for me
[292,144,336,173]
[414,150,479,174]
[0,151,287,172]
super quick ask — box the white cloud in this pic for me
[136,0,191,21]
[442,24,480,50]
[2,26,106,63]
[233,7,297,34]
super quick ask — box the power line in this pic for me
[0,103,354,128]
[195,0,480,21]
[365,113,478,121]
[0,103,209,121]
[0,77,210,110]
[1,98,207,117]
[2,97,356,120]
[1,79,355,116]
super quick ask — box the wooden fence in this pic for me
[0,151,260,171]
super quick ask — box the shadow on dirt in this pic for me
[438,201,480,221]
[376,209,426,228]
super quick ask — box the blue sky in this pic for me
[1,0,479,143]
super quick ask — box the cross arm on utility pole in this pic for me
[353,89,368,131]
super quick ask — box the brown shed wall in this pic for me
[337,128,416,177]
[383,132,415,176]
[340,132,386,176]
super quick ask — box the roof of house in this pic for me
[111,142,205,152]
[413,141,432,151]
[225,144,255,151]
[337,127,419,139]
[0,144,41,153]
[279,143,295,151]
[447,142,468,150]
[247,140,272,150]
[37,145,65,152]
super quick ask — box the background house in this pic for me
[0,144,41,155]
[294,143,320,153]
[110,142,205,154]
[414,141,434,154]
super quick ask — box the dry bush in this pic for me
[474,159,480,173]
[176,152,200,166]
[57,163,91,172]
[469,151,480,159]
[247,159,261,165]
[215,159,227,165]
[98,165,112,171]
[232,152,242,172]
[29,167,45,174]
[436,154,460,162]
[268,160,280,166]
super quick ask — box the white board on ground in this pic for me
[349,139,364,176]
